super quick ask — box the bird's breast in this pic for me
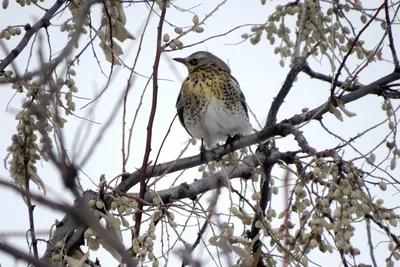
[182,75,211,103]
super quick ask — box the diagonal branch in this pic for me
[384,0,400,69]
[330,2,385,99]
[130,153,261,203]
[303,65,361,92]
[265,57,308,127]
[0,242,57,267]
[0,0,67,72]
[286,70,400,125]
[116,123,293,193]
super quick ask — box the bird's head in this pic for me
[173,51,231,73]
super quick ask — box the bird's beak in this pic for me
[173,57,186,64]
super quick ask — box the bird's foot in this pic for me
[200,138,219,163]
[200,139,206,163]
[224,134,241,151]
[200,145,207,164]
[200,146,218,164]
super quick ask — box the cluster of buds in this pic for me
[7,100,48,191]
[165,13,205,50]
[98,0,134,64]
[191,14,204,33]
[165,26,185,50]
[382,100,399,171]
[110,195,138,227]
[0,70,13,82]
[64,0,91,48]
[61,62,79,114]
[243,0,382,68]
[15,0,44,6]
[209,222,255,267]
[132,218,158,266]
[87,198,124,253]
[0,26,21,40]
[4,68,73,192]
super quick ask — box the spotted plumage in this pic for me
[174,51,252,148]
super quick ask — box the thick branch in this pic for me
[40,191,97,264]
[285,71,400,125]
[129,153,261,202]
[116,123,292,192]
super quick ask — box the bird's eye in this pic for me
[189,58,199,65]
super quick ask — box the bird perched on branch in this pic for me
[174,51,252,150]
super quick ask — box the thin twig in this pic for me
[182,189,220,266]
[0,242,56,267]
[366,217,378,267]
[23,133,39,259]
[122,1,155,172]
[135,0,168,237]
[384,0,400,69]
[330,3,385,100]
[149,114,178,179]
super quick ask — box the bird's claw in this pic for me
[224,134,241,151]
[200,145,207,164]
[200,146,218,163]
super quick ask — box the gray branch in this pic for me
[0,0,67,72]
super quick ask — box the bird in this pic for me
[174,51,252,151]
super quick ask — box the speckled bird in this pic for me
[174,51,252,149]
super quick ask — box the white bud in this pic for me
[174,27,183,34]
[163,33,170,43]
[192,14,199,24]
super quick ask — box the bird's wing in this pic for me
[175,87,193,137]
[230,75,249,115]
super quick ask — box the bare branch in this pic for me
[331,3,385,99]
[384,0,400,69]
[265,56,308,127]
[0,242,56,267]
[0,0,67,72]
[136,0,168,237]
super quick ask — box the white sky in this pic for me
[0,0,399,266]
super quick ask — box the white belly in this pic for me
[185,97,252,148]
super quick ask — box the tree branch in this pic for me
[0,242,57,267]
[285,70,400,125]
[265,56,308,127]
[330,2,385,99]
[136,0,167,237]
[0,0,67,72]
[303,65,361,92]
[384,0,400,69]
